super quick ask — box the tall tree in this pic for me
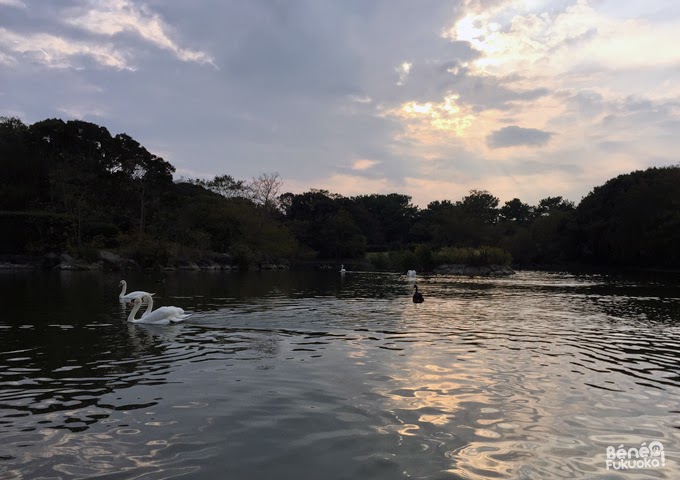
[249,172,284,214]
[499,198,533,224]
[460,189,500,225]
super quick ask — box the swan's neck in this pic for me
[127,300,142,323]
[143,295,154,315]
[119,281,127,297]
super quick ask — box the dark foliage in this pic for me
[2,116,679,269]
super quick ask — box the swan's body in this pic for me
[407,270,416,277]
[127,295,190,325]
[119,280,154,302]
[340,264,346,274]
[412,284,424,303]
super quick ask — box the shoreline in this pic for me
[3,253,680,277]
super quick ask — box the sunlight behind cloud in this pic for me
[450,0,680,78]
[385,94,476,139]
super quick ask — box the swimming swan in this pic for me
[340,264,346,274]
[119,280,154,302]
[407,270,416,277]
[127,295,191,325]
[412,285,424,303]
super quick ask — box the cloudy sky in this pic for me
[2,0,679,207]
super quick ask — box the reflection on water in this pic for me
[0,270,679,479]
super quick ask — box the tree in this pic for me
[249,172,284,214]
[459,189,499,224]
[112,133,174,234]
[535,196,575,217]
[351,193,418,248]
[183,174,249,199]
[499,198,533,224]
[0,117,43,210]
[576,166,680,266]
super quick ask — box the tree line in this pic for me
[1,117,679,270]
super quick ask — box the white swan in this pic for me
[127,295,191,325]
[407,270,416,277]
[340,264,346,274]
[119,280,154,302]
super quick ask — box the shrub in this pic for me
[367,252,389,271]
[119,233,172,268]
[231,242,258,270]
[432,246,512,266]
[388,250,417,272]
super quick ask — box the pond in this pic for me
[0,270,679,479]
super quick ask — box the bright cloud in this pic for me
[450,0,680,80]
[0,27,130,69]
[352,159,380,171]
[383,94,476,139]
[64,0,214,66]
[396,61,412,86]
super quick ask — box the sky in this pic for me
[1,0,679,207]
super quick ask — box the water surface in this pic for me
[0,270,679,479]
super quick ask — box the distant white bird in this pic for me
[127,294,191,325]
[340,264,346,274]
[118,280,154,302]
[407,270,416,277]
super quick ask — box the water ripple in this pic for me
[0,270,679,478]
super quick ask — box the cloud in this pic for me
[64,0,214,66]
[348,94,372,104]
[0,0,25,7]
[449,0,680,79]
[0,0,214,71]
[0,27,130,69]
[2,0,680,209]
[487,125,553,148]
[57,103,108,120]
[396,61,412,86]
[352,159,380,171]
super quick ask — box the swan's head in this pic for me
[119,280,126,286]
[132,297,142,306]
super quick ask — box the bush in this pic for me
[231,242,258,270]
[0,210,72,254]
[414,244,434,270]
[119,233,172,268]
[367,252,389,270]
[388,250,418,272]
[432,246,512,266]
[83,222,120,246]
